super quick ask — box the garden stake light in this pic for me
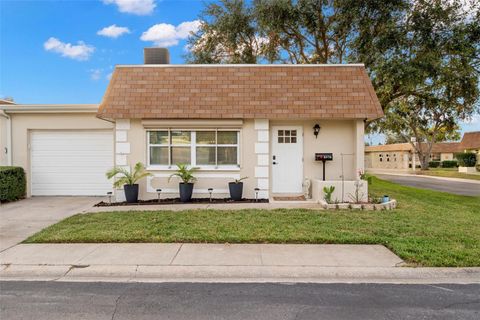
[254,188,260,202]
[107,192,112,204]
[208,188,213,202]
[156,189,162,203]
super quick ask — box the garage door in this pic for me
[31,131,113,196]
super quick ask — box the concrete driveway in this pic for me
[375,174,480,196]
[0,197,100,252]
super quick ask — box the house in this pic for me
[0,48,383,202]
[458,131,480,155]
[365,141,461,170]
[0,99,16,166]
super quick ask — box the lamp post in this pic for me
[411,137,417,172]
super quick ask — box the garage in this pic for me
[30,130,113,196]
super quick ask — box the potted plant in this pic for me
[229,177,248,201]
[106,162,151,203]
[169,164,198,202]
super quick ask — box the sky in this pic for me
[0,0,478,145]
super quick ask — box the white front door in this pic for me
[271,126,303,193]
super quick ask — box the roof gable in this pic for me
[98,64,384,120]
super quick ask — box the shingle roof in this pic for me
[98,64,384,120]
[365,142,461,153]
[365,143,412,152]
[459,131,480,150]
[430,142,461,153]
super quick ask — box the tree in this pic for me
[188,0,480,170]
[357,0,480,169]
[187,0,403,64]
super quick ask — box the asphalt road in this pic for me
[1,281,479,320]
[375,174,480,196]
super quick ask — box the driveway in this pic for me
[0,197,100,252]
[375,174,480,196]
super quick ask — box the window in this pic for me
[278,130,297,143]
[148,130,239,168]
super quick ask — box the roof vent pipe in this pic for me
[144,48,170,64]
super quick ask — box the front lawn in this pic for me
[418,168,480,181]
[25,177,480,267]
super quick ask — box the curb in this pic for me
[2,265,479,284]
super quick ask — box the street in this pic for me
[375,174,480,196]
[1,281,479,320]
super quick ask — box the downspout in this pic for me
[0,110,12,166]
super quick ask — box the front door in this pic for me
[271,126,303,193]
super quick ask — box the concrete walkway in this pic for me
[0,197,100,252]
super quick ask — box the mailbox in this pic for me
[315,153,333,161]
[315,153,333,181]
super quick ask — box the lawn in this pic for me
[25,177,480,267]
[418,168,480,181]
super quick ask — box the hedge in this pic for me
[428,161,440,168]
[441,160,458,168]
[0,166,26,202]
[455,153,477,167]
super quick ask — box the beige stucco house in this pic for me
[365,141,463,170]
[1,49,383,202]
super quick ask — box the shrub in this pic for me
[428,161,440,168]
[0,166,26,202]
[455,153,477,167]
[441,160,457,168]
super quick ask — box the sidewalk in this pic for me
[1,243,479,284]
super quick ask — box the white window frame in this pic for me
[147,129,240,171]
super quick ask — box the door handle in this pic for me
[273,161,277,165]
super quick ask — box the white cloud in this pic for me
[97,24,131,38]
[103,0,156,15]
[106,72,113,80]
[43,37,95,61]
[90,69,102,81]
[140,20,201,47]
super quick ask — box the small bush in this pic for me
[0,166,26,202]
[441,160,458,168]
[456,153,477,167]
[428,161,440,168]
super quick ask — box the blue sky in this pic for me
[0,0,478,144]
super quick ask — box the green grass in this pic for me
[25,177,480,267]
[418,168,480,181]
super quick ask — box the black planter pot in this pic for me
[229,182,243,201]
[124,184,139,203]
[179,183,194,202]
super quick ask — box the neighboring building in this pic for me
[458,131,480,168]
[458,131,480,154]
[364,143,412,170]
[1,48,383,202]
[365,131,480,171]
[0,98,16,166]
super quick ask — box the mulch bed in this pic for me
[95,198,269,207]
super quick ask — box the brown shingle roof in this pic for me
[430,142,461,153]
[98,64,384,120]
[365,143,412,152]
[459,131,480,150]
[365,142,461,153]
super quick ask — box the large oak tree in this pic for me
[187,0,480,169]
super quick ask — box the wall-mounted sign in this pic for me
[315,153,333,161]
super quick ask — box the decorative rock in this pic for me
[351,204,362,210]
[374,204,384,211]
[326,204,338,210]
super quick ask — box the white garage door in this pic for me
[31,131,113,196]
